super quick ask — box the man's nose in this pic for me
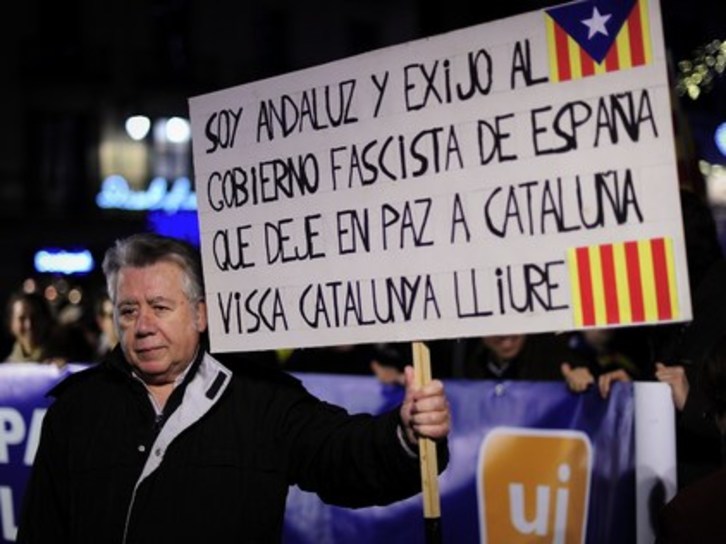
[135,308,156,334]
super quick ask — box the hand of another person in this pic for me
[597,368,631,399]
[560,362,595,393]
[654,362,690,411]
[400,366,450,447]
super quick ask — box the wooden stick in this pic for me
[411,341,442,543]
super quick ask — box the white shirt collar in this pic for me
[131,348,199,416]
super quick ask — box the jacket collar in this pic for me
[134,351,232,484]
[103,336,208,384]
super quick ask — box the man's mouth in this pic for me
[135,346,165,359]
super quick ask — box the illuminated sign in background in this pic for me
[33,249,94,275]
[95,175,197,212]
[94,113,199,244]
[95,114,195,212]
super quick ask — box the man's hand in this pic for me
[561,363,595,393]
[399,366,450,447]
[654,363,690,411]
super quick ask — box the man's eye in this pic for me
[119,308,136,317]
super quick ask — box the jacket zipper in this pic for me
[122,413,162,544]
[121,485,140,544]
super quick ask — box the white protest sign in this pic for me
[189,0,691,353]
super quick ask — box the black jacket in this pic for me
[18,347,446,543]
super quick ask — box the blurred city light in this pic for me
[716,121,726,157]
[22,278,37,293]
[44,285,58,301]
[165,117,191,144]
[34,249,95,275]
[68,288,83,305]
[125,115,152,141]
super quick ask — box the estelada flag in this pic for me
[568,237,679,327]
[545,0,653,82]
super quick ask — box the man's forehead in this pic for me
[116,293,176,304]
[116,263,185,294]
[117,262,183,279]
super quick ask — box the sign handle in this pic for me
[412,341,442,544]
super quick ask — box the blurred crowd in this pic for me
[1,283,118,367]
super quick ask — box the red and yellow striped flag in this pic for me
[545,0,653,83]
[568,237,678,327]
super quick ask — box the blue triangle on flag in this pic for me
[546,0,638,63]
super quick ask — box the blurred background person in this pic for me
[3,291,55,363]
[92,291,118,361]
[656,333,726,542]
[43,321,96,367]
[369,341,452,385]
[460,332,595,392]
[568,327,651,398]
[594,258,726,487]
[370,342,410,386]
[639,188,724,366]
[654,257,726,489]
[568,327,647,379]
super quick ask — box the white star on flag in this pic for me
[581,7,612,39]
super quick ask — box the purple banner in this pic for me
[0,363,85,543]
[0,366,635,543]
[285,375,635,544]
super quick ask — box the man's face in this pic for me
[115,261,207,385]
[482,335,526,362]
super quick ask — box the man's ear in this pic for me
[196,300,208,332]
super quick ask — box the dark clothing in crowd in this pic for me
[567,328,648,378]
[18,346,446,543]
[656,465,726,543]
[672,368,725,487]
[285,344,376,375]
[679,188,723,295]
[676,259,726,367]
[665,259,726,488]
[461,333,590,381]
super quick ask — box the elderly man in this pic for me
[18,233,450,543]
